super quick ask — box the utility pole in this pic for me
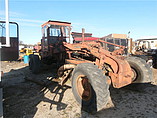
[0,0,10,117]
[5,0,10,47]
[0,0,10,47]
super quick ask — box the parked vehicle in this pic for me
[0,21,19,61]
[29,20,152,113]
[0,21,19,117]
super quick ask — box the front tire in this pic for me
[29,54,33,70]
[71,63,110,113]
[29,55,40,74]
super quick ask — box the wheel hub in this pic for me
[76,75,92,101]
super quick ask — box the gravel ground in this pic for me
[1,61,157,118]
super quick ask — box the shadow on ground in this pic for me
[2,65,71,118]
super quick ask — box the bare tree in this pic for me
[19,40,23,45]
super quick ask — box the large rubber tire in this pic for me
[31,55,40,74]
[71,63,110,113]
[29,54,33,70]
[126,56,153,83]
[152,55,157,69]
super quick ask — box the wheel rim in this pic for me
[76,75,92,101]
[131,68,137,81]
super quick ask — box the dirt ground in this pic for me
[1,61,157,118]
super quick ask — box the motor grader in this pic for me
[29,20,152,113]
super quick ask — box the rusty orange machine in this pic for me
[29,20,152,113]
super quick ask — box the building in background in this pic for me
[101,33,129,53]
[71,32,99,42]
[102,33,127,39]
[136,36,157,49]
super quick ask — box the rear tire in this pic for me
[71,63,110,113]
[126,56,153,83]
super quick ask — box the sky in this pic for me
[0,0,157,44]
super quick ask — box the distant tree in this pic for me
[19,40,23,45]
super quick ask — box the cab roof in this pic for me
[41,20,71,27]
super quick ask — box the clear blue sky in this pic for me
[0,0,157,44]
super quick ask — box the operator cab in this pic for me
[41,20,71,53]
[41,20,72,64]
